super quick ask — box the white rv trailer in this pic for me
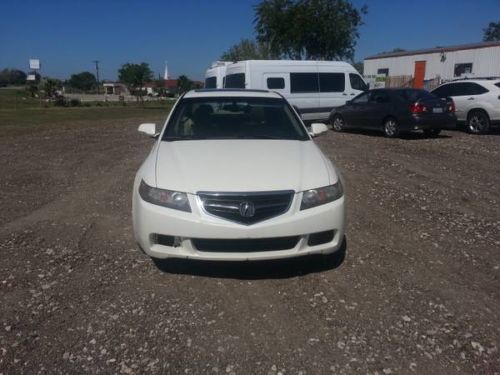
[204,61,232,89]
[223,60,367,121]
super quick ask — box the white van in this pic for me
[204,61,232,89]
[223,60,368,121]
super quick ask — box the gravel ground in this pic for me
[0,118,499,374]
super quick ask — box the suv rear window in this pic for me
[224,73,245,88]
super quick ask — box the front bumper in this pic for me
[132,192,346,261]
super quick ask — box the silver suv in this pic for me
[432,79,500,134]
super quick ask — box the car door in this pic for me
[448,83,473,122]
[363,90,392,129]
[288,71,320,121]
[318,71,347,120]
[342,91,370,128]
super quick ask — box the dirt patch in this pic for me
[0,122,499,374]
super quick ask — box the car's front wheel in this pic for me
[383,117,400,138]
[467,110,490,134]
[423,128,441,138]
[331,115,346,132]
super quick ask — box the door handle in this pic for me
[467,97,474,100]
[350,93,356,96]
[342,93,348,96]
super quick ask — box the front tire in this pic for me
[383,117,400,138]
[423,128,441,138]
[331,115,345,132]
[467,111,490,134]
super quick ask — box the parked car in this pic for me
[432,79,500,134]
[133,89,346,262]
[329,88,456,138]
[222,60,367,122]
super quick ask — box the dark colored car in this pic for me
[329,88,456,138]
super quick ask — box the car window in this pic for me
[451,82,488,96]
[369,91,390,103]
[469,83,489,95]
[267,77,285,90]
[432,84,452,98]
[163,97,309,141]
[351,92,369,104]
[225,73,245,88]
[290,73,319,93]
[319,73,345,92]
[204,77,217,89]
[349,73,368,91]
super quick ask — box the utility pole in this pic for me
[93,60,100,94]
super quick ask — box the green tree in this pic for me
[177,75,194,93]
[353,61,363,74]
[0,69,27,86]
[118,63,154,101]
[483,21,500,41]
[42,78,62,98]
[221,38,274,61]
[255,0,367,60]
[68,71,96,92]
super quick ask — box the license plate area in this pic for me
[433,107,443,113]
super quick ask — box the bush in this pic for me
[69,98,81,107]
[53,96,67,107]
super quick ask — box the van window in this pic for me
[205,77,217,89]
[290,73,319,93]
[319,73,345,92]
[349,74,368,91]
[225,73,245,88]
[267,77,285,89]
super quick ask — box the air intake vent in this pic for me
[198,190,294,225]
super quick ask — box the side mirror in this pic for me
[309,123,329,137]
[138,123,158,138]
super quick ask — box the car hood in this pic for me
[155,140,334,194]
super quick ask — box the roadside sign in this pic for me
[29,59,40,70]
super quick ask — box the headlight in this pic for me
[300,181,343,210]
[139,180,191,212]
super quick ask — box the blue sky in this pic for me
[1,0,498,81]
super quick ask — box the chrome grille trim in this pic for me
[198,190,295,225]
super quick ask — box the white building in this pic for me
[364,41,500,88]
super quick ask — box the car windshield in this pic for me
[162,97,309,141]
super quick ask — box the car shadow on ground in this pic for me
[337,129,452,140]
[152,238,347,280]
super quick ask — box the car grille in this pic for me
[192,236,300,252]
[198,190,294,225]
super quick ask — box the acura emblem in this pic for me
[239,201,255,218]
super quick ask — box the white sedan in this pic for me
[132,89,346,261]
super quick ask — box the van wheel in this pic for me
[332,115,345,132]
[383,117,400,138]
[467,110,490,134]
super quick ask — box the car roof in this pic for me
[441,78,500,85]
[183,89,283,99]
